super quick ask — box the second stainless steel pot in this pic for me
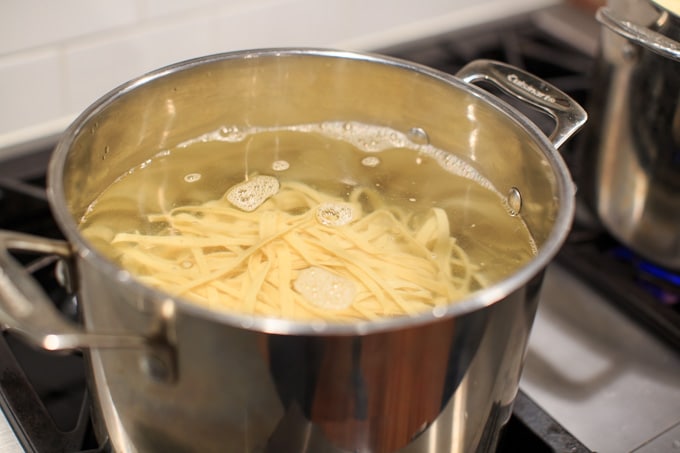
[0,49,585,452]
[588,1,680,268]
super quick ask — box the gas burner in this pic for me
[559,226,680,351]
[611,247,680,306]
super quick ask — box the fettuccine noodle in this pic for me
[91,179,482,321]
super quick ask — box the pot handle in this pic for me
[597,7,680,62]
[0,230,146,350]
[455,59,587,149]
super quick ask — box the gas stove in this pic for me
[0,4,679,453]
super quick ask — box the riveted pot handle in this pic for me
[0,230,146,350]
[456,59,587,149]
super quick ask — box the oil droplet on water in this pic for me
[271,160,290,171]
[226,175,279,212]
[294,266,356,310]
[315,202,354,226]
[361,156,381,168]
[184,173,201,183]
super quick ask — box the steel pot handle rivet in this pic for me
[138,345,177,384]
[455,59,587,149]
[507,187,522,216]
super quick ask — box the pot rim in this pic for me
[47,47,576,336]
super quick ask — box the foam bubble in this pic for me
[315,202,354,226]
[179,121,500,199]
[184,173,201,183]
[226,175,279,212]
[293,266,357,310]
[218,126,246,142]
[361,156,381,168]
[272,160,290,171]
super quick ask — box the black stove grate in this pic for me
[381,10,593,144]
[0,333,105,453]
[0,164,108,452]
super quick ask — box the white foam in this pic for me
[361,156,381,168]
[293,266,357,310]
[315,202,354,227]
[226,175,280,212]
[183,173,201,183]
[180,121,499,196]
[272,160,290,171]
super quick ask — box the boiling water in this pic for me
[79,121,537,318]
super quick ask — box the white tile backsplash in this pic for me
[212,0,348,50]
[0,0,559,158]
[139,0,223,19]
[63,14,217,113]
[0,0,139,55]
[0,50,63,132]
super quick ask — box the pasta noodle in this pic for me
[98,178,483,322]
[78,122,540,322]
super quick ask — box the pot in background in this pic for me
[0,49,585,452]
[586,0,680,268]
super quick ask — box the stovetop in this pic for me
[1,4,679,453]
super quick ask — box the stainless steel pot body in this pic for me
[0,50,585,452]
[587,1,680,268]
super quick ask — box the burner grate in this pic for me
[0,173,108,452]
[0,332,93,452]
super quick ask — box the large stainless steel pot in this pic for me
[0,49,585,452]
[587,1,680,268]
